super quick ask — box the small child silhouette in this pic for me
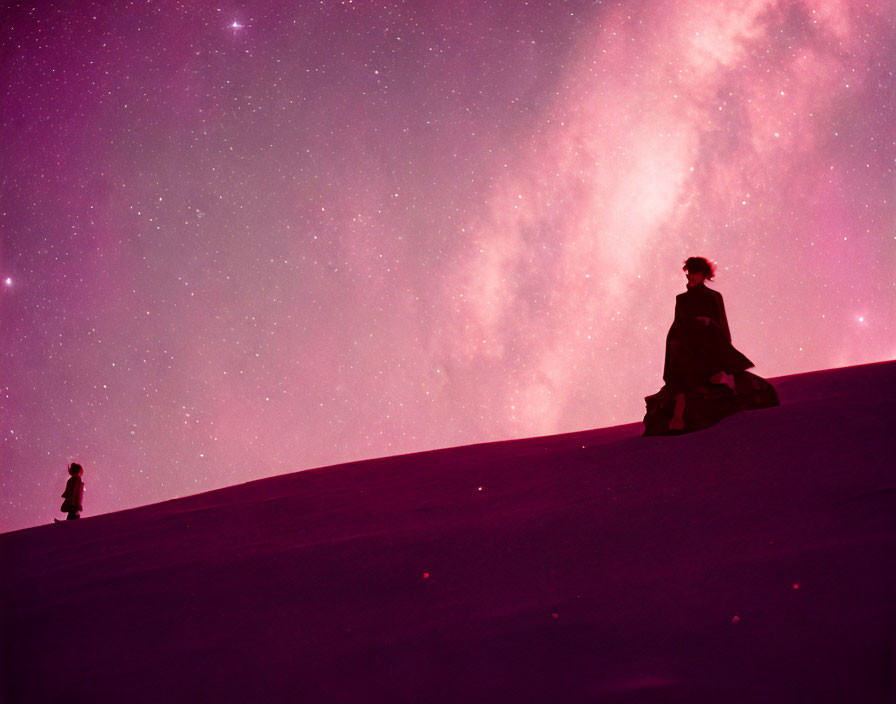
[59,462,84,521]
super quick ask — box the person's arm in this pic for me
[74,478,84,511]
[716,293,732,343]
[673,294,684,324]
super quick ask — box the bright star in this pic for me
[4,277,11,287]
[230,21,243,29]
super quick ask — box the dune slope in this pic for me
[2,361,895,703]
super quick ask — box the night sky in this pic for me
[2,0,894,532]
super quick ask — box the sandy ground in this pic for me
[2,361,894,703]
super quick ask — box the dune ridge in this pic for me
[2,361,894,703]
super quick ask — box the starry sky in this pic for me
[2,0,894,532]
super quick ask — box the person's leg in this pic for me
[663,337,686,390]
[66,511,80,520]
[669,392,686,430]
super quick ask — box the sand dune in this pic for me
[3,361,894,703]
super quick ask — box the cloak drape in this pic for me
[644,282,778,435]
[662,283,753,395]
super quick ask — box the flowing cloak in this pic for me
[662,283,753,395]
[644,282,778,435]
[61,475,84,513]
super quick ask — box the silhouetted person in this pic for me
[60,462,84,520]
[663,257,754,430]
[642,256,780,435]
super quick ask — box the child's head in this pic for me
[68,462,83,477]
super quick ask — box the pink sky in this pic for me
[2,0,894,531]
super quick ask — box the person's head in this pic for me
[68,462,83,477]
[683,256,716,287]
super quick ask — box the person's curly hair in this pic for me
[69,462,83,476]
[682,256,716,280]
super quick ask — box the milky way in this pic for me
[2,0,894,531]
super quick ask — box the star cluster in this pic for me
[2,0,894,531]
